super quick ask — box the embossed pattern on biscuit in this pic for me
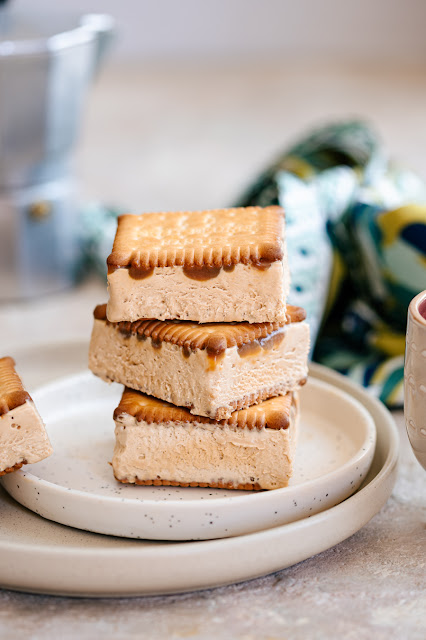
[0,357,31,416]
[94,304,305,356]
[107,206,285,270]
[114,388,295,431]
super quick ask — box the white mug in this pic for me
[404,290,426,469]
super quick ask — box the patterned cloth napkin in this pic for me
[81,120,426,408]
[235,120,426,408]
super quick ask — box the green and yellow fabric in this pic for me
[236,121,426,408]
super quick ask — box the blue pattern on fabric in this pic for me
[235,120,426,408]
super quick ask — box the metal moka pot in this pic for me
[0,8,114,299]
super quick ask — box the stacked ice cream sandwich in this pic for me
[89,206,310,490]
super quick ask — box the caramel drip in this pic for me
[206,351,226,371]
[128,266,154,280]
[151,336,162,350]
[182,345,192,359]
[252,262,272,271]
[108,265,155,279]
[115,388,294,431]
[260,330,285,350]
[94,303,305,356]
[237,341,262,358]
[237,329,285,358]
[182,265,221,281]
[181,262,267,280]
[111,261,274,280]
[0,357,31,416]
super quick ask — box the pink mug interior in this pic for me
[405,289,426,470]
[419,297,426,321]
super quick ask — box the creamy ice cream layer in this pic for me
[113,407,298,490]
[89,319,310,419]
[107,262,289,323]
[0,400,52,472]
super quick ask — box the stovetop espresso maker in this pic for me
[0,5,114,299]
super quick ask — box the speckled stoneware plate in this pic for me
[0,350,398,597]
[1,369,376,541]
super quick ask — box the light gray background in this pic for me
[12,0,426,64]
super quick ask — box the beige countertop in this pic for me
[76,60,426,212]
[0,62,425,638]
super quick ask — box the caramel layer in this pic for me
[94,304,305,357]
[237,330,285,358]
[124,261,273,281]
[182,265,222,281]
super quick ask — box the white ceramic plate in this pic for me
[1,370,376,541]
[0,357,398,597]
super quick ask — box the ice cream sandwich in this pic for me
[89,304,309,419]
[113,388,299,490]
[0,357,52,475]
[106,206,289,323]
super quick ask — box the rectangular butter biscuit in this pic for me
[0,357,52,475]
[89,304,309,419]
[106,206,289,323]
[113,388,299,491]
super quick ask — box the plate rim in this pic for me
[3,370,377,511]
[0,362,398,559]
